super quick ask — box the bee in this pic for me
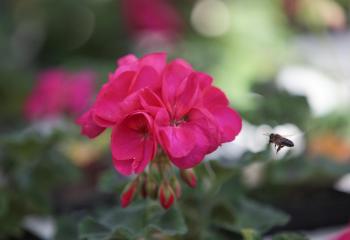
[268,133,294,153]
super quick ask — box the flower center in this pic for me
[171,115,189,126]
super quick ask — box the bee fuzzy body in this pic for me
[269,133,294,153]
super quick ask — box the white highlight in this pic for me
[335,173,350,194]
[191,0,231,37]
[207,121,305,161]
[277,66,350,117]
[23,216,55,240]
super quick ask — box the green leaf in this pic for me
[241,228,262,240]
[55,215,80,240]
[264,156,350,186]
[98,169,127,193]
[216,198,289,234]
[243,82,311,127]
[271,232,309,240]
[79,201,187,240]
[195,160,241,197]
[79,217,112,240]
[210,201,236,229]
[234,198,289,233]
[0,194,8,217]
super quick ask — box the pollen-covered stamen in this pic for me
[171,115,189,126]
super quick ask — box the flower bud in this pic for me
[149,161,162,182]
[158,182,175,209]
[180,168,197,188]
[171,178,182,199]
[120,179,139,208]
[141,177,148,198]
[146,177,158,199]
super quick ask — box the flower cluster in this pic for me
[25,69,95,121]
[77,52,242,208]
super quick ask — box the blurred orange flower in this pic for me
[309,133,350,163]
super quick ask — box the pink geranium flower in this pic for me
[24,69,95,121]
[77,52,242,208]
[156,60,241,168]
[77,53,166,138]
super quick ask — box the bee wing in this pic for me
[281,133,304,138]
[281,127,315,138]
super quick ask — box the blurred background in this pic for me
[1,0,350,239]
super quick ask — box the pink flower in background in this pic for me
[66,71,96,116]
[77,52,242,208]
[24,69,95,121]
[334,225,350,240]
[122,0,183,40]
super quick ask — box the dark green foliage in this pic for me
[79,201,187,240]
[243,82,311,128]
[263,156,350,186]
[0,128,80,237]
[271,232,309,240]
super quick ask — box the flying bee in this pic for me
[267,133,295,153]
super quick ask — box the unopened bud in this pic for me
[149,161,161,182]
[158,182,175,209]
[180,168,197,188]
[146,177,158,199]
[171,178,182,199]
[120,179,139,208]
[141,177,147,198]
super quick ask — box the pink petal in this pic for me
[203,86,229,109]
[169,108,222,168]
[172,58,192,70]
[134,138,157,173]
[139,88,166,117]
[170,145,206,169]
[173,72,200,118]
[158,124,196,158]
[169,120,211,168]
[154,108,170,127]
[195,72,213,90]
[93,71,135,126]
[117,54,138,66]
[139,52,167,73]
[161,60,192,112]
[210,106,242,142]
[111,112,156,175]
[112,158,134,176]
[117,91,142,114]
[139,88,164,108]
[130,66,160,92]
[166,107,225,169]
[188,108,220,152]
[76,110,106,138]
[111,62,138,79]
